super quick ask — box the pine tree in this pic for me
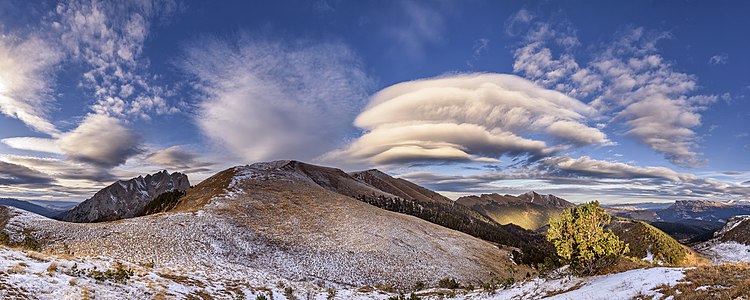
[547,201,628,275]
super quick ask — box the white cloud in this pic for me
[181,36,371,163]
[1,137,63,155]
[49,0,178,119]
[509,19,715,167]
[542,156,695,183]
[58,114,141,168]
[0,34,63,136]
[709,53,728,65]
[328,73,610,166]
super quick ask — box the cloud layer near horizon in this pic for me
[328,73,609,165]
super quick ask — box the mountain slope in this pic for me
[0,161,532,288]
[349,169,453,204]
[696,215,750,264]
[0,198,62,218]
[58,170,190,222]
[456,192,575,230]
[607,218,705,266]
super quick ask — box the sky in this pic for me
[0,0,749,204]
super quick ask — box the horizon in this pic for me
[1,0,749,204]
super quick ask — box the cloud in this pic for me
[1,155,115,182]
[708,53,728,65]
[541,156,695,183]
[328,73,610,166]
[509,19,714,167]
[57,114,141,168]
[49,0,179,120]
[181,36,371,162]
[397,155,749,202]
[1,137,63,155]
[467,38,489,67]
[0,161,54,186]
[504,8,534,36]
[145,146,213,172]
[0,34,63,136]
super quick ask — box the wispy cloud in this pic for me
[327,73,610,166]
[383,1,452,58]
[0,34,63,136]
[708,53,729,65]
[181,35,372,163]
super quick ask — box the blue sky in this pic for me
[0,0,748,203]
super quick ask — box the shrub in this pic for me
[547,201,629,275]
[87,262,134,283]
[255,294,268,300]
[438,277,460,289]
[284,286,296,300]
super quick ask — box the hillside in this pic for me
[607,218,707,266]
[0,161,532,289]
[696,215,750,264]
[0,198,64,218]
[349,169,453,204]
[456,192,575,230]
[58,171,190,222]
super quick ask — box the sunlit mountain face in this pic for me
[1,0,749,204]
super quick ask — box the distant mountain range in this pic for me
[605,199,750,244]
[0,198,66,218]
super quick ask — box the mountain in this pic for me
[0,198,63,218]
[57,170,190,222]
[456,192,575,230]
[0,160,532,289]
[346,167,552,265]
[604,200,749,243]
[696,215,750,264]
[349,169,453,204]
[656,200,750,223]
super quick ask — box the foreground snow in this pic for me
[0,246,690,300]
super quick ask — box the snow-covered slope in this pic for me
[0,161,530,290]
[696,215,750,263]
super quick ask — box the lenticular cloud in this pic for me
[328,73,610,166]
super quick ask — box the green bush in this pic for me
[547,201,629,275]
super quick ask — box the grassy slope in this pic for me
[608,218,708,266]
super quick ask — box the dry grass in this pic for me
[595,256,653,276]
[653,263,750,299]
[46,262,58,275]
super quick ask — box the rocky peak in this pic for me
[517,191,575,208]
[59,171,190,222]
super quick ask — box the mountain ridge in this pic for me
[57,170,190,222]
